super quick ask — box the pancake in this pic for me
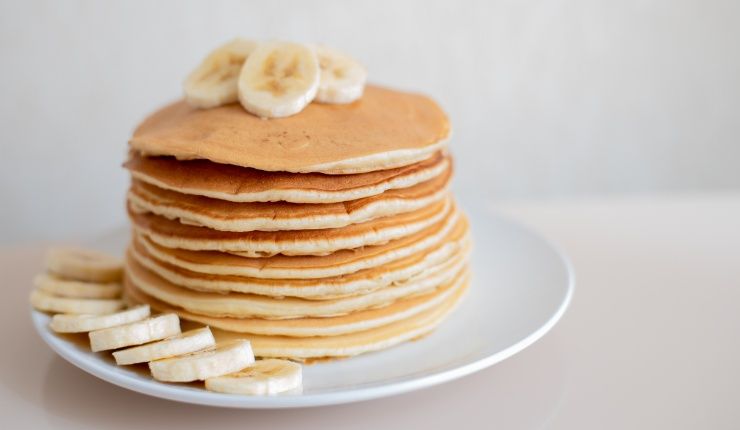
[125,249,468,319]
[125,150,450,204]
[129,216,470,299]
[129,85,450,174]
[212,279,467,359]
[130,197,452,257]
[124,268,468,337]
[127,161,451,232]
[134,204,460,279]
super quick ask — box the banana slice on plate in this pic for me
[184,38,258,108]
[113,327,216,365]
[30,290,124,315]
[238,41,320,118]
[315,46,367,104]
[50,304,151,333]
[89,313,181,352]
[149,339,254,382]
[205,359,302,395]
[45,247,123,283]
[34,273,121,299]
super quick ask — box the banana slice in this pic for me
[184,38,258,108]
[149,339,254,382]
[46,247,123,283]
[30,290,124,315]
[89,313,180,352]
[50,305,151,333]
[205,359,302,395]
[315,46,367,104]
[34,273,121,299]
[113,327,215,365]
[237,41,320,118]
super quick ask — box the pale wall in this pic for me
[1,0,739,244]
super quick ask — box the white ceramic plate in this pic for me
[31,203,574,408]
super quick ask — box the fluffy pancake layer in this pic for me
[133,204,460,279]
[125,150,450,204]
[129,217,469,300]
[125,247,468,319]
[129,86,450,174]
[127,273,467,359]
[127,161,451,232]
[237,284,464,359]
[125,268,468,338]
[129,198,452,257]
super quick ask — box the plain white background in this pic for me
[1,0,739,244]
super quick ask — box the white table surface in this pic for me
[2,193,738,429]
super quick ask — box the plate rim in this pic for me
[30,216,575,409]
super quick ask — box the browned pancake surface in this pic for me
[123,270,467,335]
[138,203,456,271]
[129,86,450,172]
[125,151,447,195]
[128,162,451,222]
[128,198,449,245]
[130,215,469,289]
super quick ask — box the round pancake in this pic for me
[125,150,450,204]
[212,280,467,359]
[129,85,450,174]
[134,205,460,279]
[127,161,451,232]
[125,249,468,319]
[129,216,470,299]
[124,268,468,337]
[130,197,452,257]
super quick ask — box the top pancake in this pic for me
[129,85,450,174]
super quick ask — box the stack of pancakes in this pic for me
[123,86,470,360]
